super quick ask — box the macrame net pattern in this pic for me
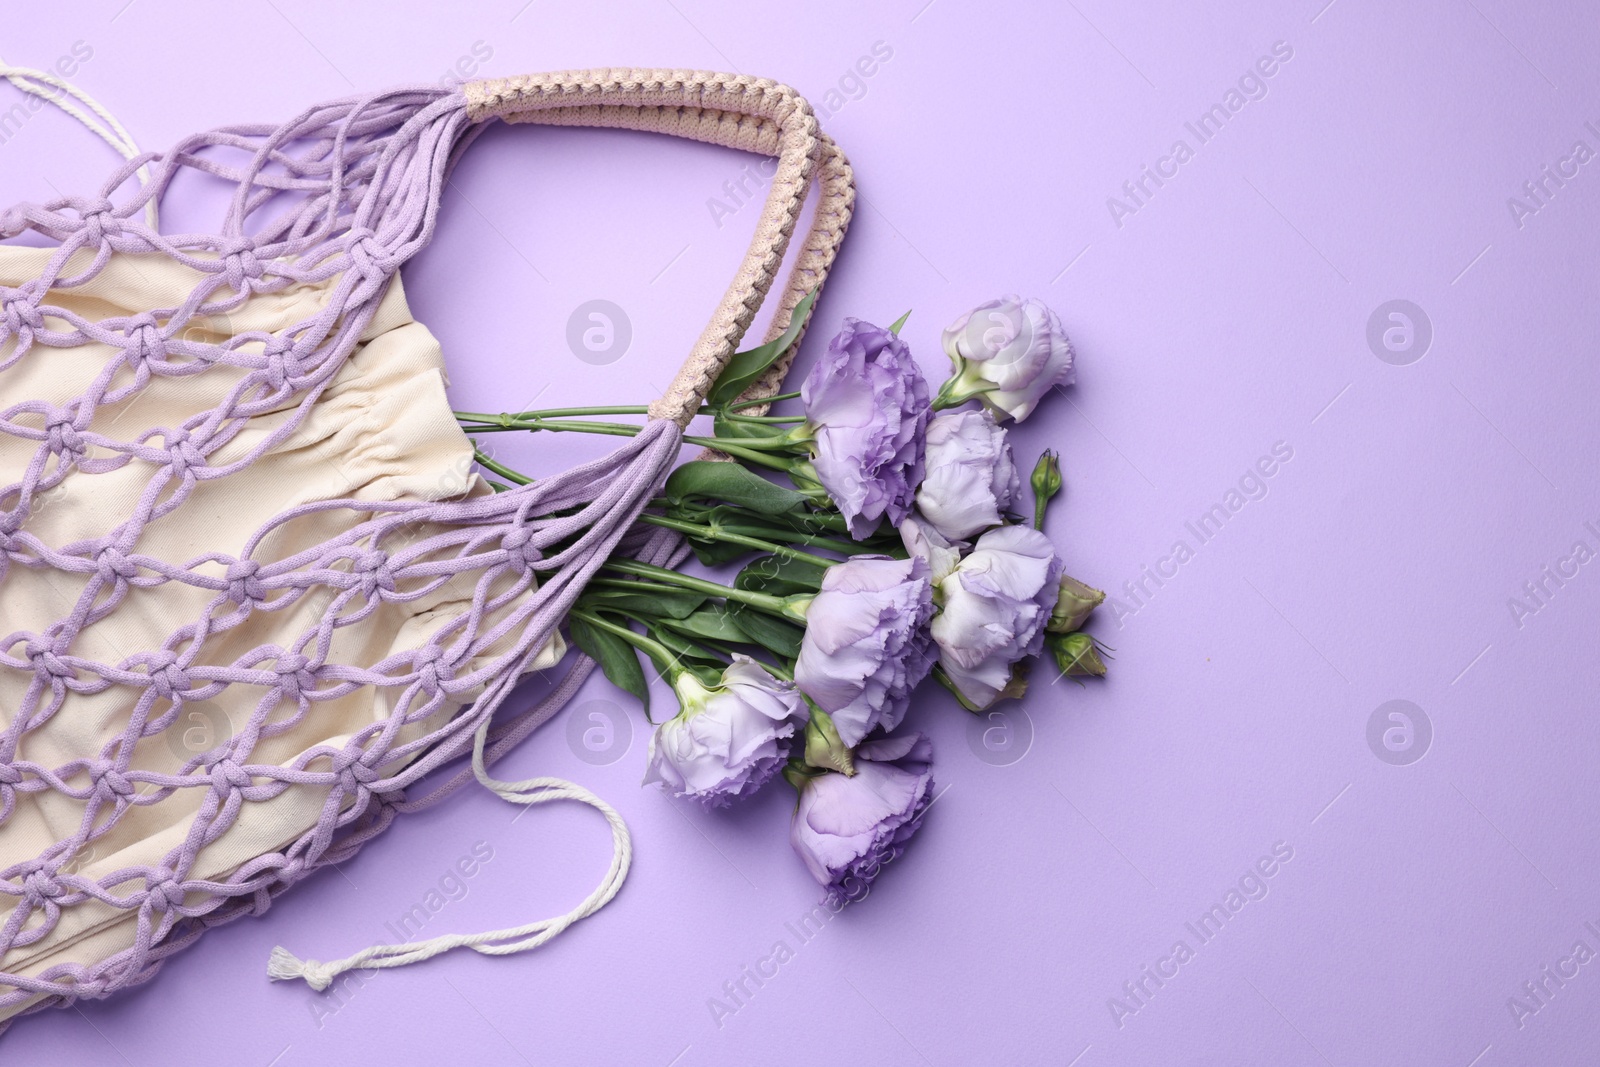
[0,69,854,1026]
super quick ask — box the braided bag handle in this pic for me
[0,70,855,1022]
[466,69,856,421]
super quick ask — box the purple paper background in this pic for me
[5,1,1599,1064]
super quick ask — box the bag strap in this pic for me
[464,69,855,422]
[267,73,855,993]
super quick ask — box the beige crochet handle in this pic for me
[465,69,856,426]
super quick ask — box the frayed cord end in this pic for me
[267,945,333,990]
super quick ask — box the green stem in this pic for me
[604,559,807,622]
[465,418,641,438]
[473,450,530,485]
[635,514,837,568]
[456,406,651,423]
[569,607,682,678]
[729,390,801,411]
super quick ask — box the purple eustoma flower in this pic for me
[940,295,1073,422]
[644,656,806,807]
[794,555,935,748]
[800,318,930,539]
[931,524,1063,709]
[915,408,1021,540]
[789,732,935,900]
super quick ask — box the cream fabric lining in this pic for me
[0,247,561,1017]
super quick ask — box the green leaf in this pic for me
[663,604,751,645]
[648,624,729,669]
[887,309,911,336]
[706,290,818,406]
[664,461,808,514]
[727,602,806,659]
[584,586,706,620]
[735,553,828,597]
[568,615,650,712]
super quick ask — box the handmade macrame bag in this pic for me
[0,68,854,1027]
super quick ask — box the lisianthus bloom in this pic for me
[898,514,965,584]
[931,524,1063,709]
[799,318,930,539]
[915,408,1020,540]
[787,733,934,899]
[938,295,1073,421]
[644,656,806,806]
[794,555,934,748]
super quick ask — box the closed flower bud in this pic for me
[1049,631,1107,677]
[1048,574,1105,633]
[1031,450,1062,528]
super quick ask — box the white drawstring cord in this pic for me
[0,58,158,230]
[267,716,634,991]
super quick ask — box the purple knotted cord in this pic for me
[0,84,687,1025]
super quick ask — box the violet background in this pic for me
[5,1,1599,1064]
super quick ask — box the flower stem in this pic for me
[456,406,651,423]
[729,390,800,411]
[635,514,838,568]
[568,607,683,678]
[473,449,530,485]
[603,559,808,622]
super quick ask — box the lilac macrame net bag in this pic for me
[0,69,853,1027]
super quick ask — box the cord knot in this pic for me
[23,867,64,902]
[121,313,167,372]
[143,869,188,911]
[225,557,266,605]
[208,758,252,795]
[345,228,394,285]
[262,338,308,391]
[44,406,85,460]
[79,199,123,245]
[500,525,542,574]
[96,545,138,583]
[412,644,452,695]
[0,285,43,338]
[273,652,316,699]
[353,549,395,598]
[164,432,207,476]
[219,235,263,291]
[145,651,193,699]
[332,750,379,796]
[90,761,134,799]
[25,636,74,682]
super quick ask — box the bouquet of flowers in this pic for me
[457,294,1108,903]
